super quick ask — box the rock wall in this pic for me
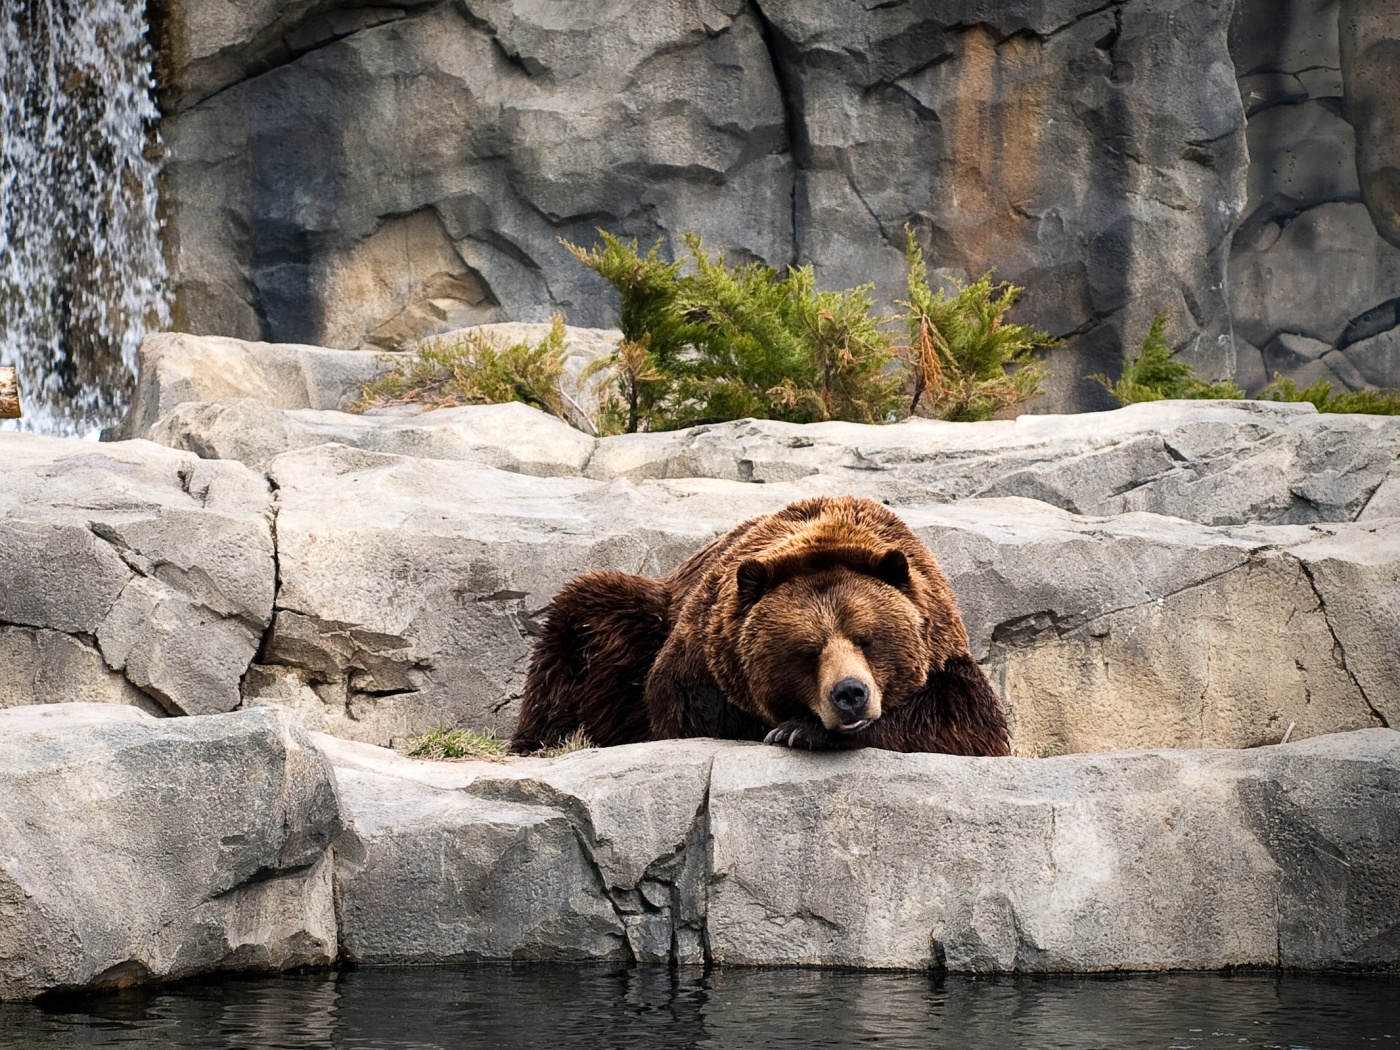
[154,0,1287,411]
[325,729,1400,972]
[1228,0,1400,393]
[4,705,1396,993]
[152,0,1400,407]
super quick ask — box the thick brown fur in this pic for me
[510,495,1010,756]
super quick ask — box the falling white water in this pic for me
[0,0,168,435]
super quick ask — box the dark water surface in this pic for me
[2,966,1396,1050]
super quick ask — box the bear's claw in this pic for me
[764,720,826,749]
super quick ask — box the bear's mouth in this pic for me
[837,718,872,733]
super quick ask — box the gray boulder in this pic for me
[0,434,275,716]
[148,399,596,475]
[0,704,341,999]
[323,729,1400,970]
[112,332,392,442]
[706,729,1400,970]
[324,734,632,964]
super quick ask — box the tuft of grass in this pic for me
[898,227,1055,421]
[1091,313,1244,404]
[533,727,595,759]
[354,315,597,429]
[400,726,509,762]
[1258,374,1400,414]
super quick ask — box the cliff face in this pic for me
[155,0,1398,410]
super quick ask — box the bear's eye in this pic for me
[794,645,821,661]
[854,637,872,650]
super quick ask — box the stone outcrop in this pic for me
[9,335,1365,751]
[249,438,1396,753]
[0,433,275,716]
[0,704,341,999]
[100,334,1399,751]
[153,0,1264,411]
[109,331,393,441]
[323,729,1400,971]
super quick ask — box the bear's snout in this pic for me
[817,635,882,730]
[830,677,871,729]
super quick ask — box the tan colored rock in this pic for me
[114,332,391,441]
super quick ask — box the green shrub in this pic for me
[400,726,508,761]
[564,233,692,434]
[899,228,1054,421]
[566,232,902,432]
[1092,313,1244,403]
[1259,375,1400,415]
[355,316,584,425]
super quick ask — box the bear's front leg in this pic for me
[763,717,858,750]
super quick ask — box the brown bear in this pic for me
[510,494,1009,756]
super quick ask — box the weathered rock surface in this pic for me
[111,332,392,442]
[0,433,275,716]
[154,0,1256,411]
[323,730,1400,971]
[126,339,1400,526]
[706,729,1400,970]
[148,398,595,475]
[0,704,341,999]
[325,734,715,964]
[246,436,1395,753]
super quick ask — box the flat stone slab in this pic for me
[323,729,1400,972]
[0,704,342,999]
[253,443,1394,752]
[0,434,275,716]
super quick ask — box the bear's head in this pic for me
[732,545,931,734]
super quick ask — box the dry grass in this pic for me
[533,727,595,759]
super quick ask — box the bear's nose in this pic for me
[830,677,869,718]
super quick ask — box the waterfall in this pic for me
[0,0,167,435]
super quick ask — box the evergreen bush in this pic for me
[1259,375,1400,415]
[899,228,1053,421]
[1091,313,1244,403]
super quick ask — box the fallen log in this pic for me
[0,367,18,418]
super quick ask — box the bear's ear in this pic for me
[735,559,770,609]
[874,549,910,590]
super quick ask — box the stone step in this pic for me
[322,727,1400,972]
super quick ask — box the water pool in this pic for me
[3,966,1395,1049]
